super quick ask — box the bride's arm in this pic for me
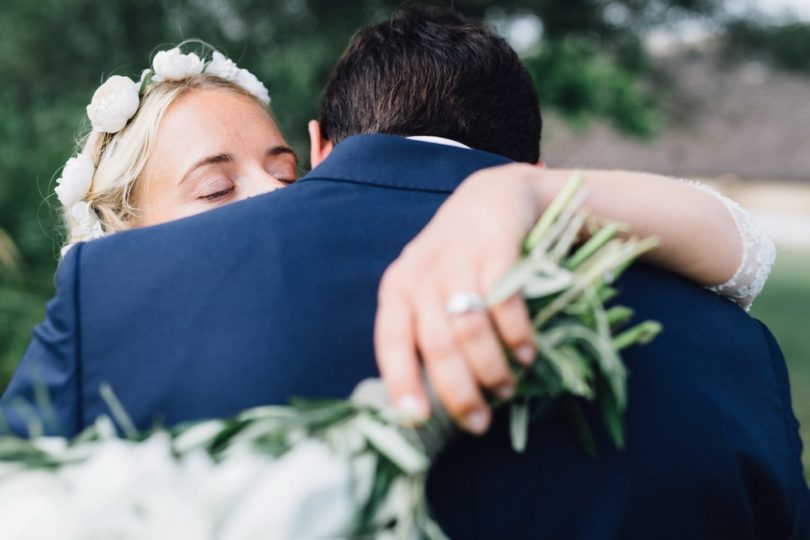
[529,170,774,308]
[375,164,774,433]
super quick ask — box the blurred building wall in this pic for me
[543,50,810,248]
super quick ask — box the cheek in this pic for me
[140,197,215,227]
[136,178,196,227]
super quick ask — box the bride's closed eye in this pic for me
[201,185,236,201]
[273,175,296,186]
[197,178,236,202]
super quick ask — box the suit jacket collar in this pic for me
[300,134,513,194]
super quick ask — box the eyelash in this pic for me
[201,186,235,201]
[199,175,295,202]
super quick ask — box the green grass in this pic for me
[750,249,810,480]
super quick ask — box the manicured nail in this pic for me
[398,394,428,422]
[465,409,491,435]
[494,383,515,400]
[515,343,536,365]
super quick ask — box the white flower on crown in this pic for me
[205,51,240,81]
[86,75,141,133]
[235,68,271,105]
[54,153,94,207]
[151,48,204,82]
[205,51,271,105]
[68,201,104,242]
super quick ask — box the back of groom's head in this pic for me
[318,8,542,163]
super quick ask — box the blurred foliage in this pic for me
[0,0,807,393]
[723,19,810,73]
[526,37,661,137]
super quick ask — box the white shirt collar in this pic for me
[406,135,471,149]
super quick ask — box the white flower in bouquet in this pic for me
[183,450,273,526]
[152,48,204,82]
[0,471,77,540]
[85,75,140,133]
[235,68,271,105]
[206,51,241,81]
[54,153,94,206]
[65,434,213,540]
[219,440,355,540]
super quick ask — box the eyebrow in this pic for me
[180,153,233,185]
[267,145,297,163]
[180,145,298,185]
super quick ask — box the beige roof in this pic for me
[543,52,810,182]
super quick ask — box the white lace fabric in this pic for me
[687,181,776,311]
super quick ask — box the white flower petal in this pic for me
[235,68,271,105]
[219,441,354,540]
[67,201,104,242]
[152,48,204,82]
[206,51,240,81]
[86,75,140,133]
[54,153,94,206]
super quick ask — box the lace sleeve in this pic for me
[686,181,776,311]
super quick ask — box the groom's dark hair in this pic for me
[319,7,542,163]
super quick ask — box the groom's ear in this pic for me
[308,120,334,168]
[535,160,546,168]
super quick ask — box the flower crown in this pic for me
[56,47,271,250]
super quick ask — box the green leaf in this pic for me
[510,400,530,453]
[521,268,575,299]
[537,339,594,399]
[565,222,628,271]
[606,305,634,327]
[562,400,597,457]
[597,379,625,449]
[524,172,584,252]
[487,258,537,305]
[354,415,429,475]
[613,321,663,351]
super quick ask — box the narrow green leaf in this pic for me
[565,222,627,271]
[355,415,429,475]
[606,306,634,327]
[487,258,537,305]
[562,400,596,457]
[597,381,625,449]
[524,172,584,251]
[510,400,530,453]
[520,269,574,299]
[613,321,663,351]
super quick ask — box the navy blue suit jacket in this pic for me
[3,134,808,538]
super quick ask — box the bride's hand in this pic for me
[374,164,561,434]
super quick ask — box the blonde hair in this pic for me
[62,74,266,249]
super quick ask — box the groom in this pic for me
[3,7,808,539]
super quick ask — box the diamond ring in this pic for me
[445,292,488,317]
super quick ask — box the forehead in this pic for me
[159,88,281,144]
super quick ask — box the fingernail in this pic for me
[398,394,428,422]
[464,409,491,435]
[515,343,536,365]
[494,383,515,400]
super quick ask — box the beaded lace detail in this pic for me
[686,181,776,311]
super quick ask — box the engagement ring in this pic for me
[445,292,487,316]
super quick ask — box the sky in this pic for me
[738,0,810,19]
[501,0,810,55]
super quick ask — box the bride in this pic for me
[45,43,773,433]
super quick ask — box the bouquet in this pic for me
[0,174,660,539]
